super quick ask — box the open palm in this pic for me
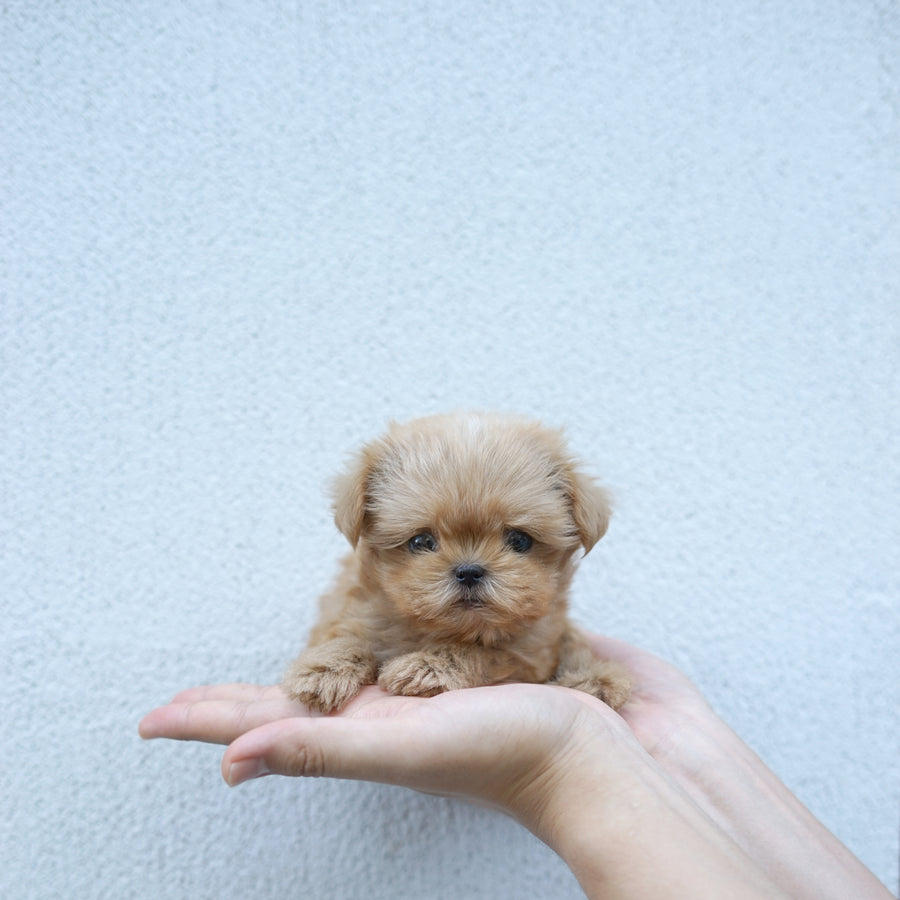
[139,633,705,808]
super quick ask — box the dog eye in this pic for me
[408,533,438,553]
[505,530,533,553]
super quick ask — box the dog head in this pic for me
[332,412,612,642]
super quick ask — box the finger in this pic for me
[222,715,439,790]
[139,695,307,744]
[582,633,707,712]
[581,633,668,682]
[169,683,285,704]
[581,632,643,663]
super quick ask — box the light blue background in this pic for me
[3,2,898,897]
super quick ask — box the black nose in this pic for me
[454,564,486,587]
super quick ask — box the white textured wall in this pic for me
[3,2,898,897]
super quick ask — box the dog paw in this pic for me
[378,649,474,698]
[554,659,632,710]
[281,646,377,713]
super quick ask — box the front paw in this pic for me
[282,645,377,713]
[554,659,632,711]
[378,649,475,698]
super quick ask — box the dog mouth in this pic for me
[455,590,487,610]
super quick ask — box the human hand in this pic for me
[140,660,793,899]
[139,635,891,900]
[137,633,700,791]
[139,676,628,828]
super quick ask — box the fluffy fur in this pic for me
[282,412,631,712]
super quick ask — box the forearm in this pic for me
[561,803,786,899]
[518,732,789,899]
[661,712,893,900]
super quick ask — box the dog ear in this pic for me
[567,467,613,554]
[332,445,379,547]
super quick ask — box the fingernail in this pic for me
[226,758,270,787]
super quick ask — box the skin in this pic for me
[139,635,893,900]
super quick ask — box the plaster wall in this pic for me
[3,2,898,897]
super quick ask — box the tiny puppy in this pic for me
[282,412,631,712]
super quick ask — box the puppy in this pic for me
[282,412,631,712]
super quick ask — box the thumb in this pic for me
[221,715,437,789]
